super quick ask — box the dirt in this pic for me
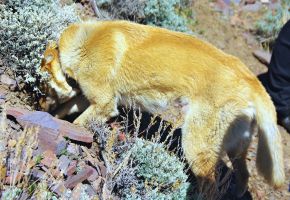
[192,1,290,199]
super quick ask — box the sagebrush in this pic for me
[96,0,190,32]
[114,138,190,200]
[0,0,79,92]
[256,0,289,47]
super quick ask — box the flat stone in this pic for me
[87,166,99,182]
[67,143,80,156]
[41,150,57,168]
[0,74,16,90]
[92,177,103,193]
[6,107,31,118]
[56,119,93,143]
[17,111,61,151]
[71,183,83,200]
[6,108,92,153]
[58,155,71,174]
[99,162,107,177]
[51,182,67,196]
[85,184,97,197]
[17,111,59,130]
[242,2,262,12]
[253,50,271,66]
[19,192,30,200]
[64,166,94,189]
[0,86,7,99]
[56,140,68,156]
[31,168,45,180]
[66,160,77,176]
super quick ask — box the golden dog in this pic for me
[41,20,285,197]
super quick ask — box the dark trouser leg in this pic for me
[263,20,290,119]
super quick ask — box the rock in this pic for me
[6,107,30,118]
[19,192,30,200]
[64,166,94,189]
[56,140,68,156]
[99,162,107,177]
[17,111,59,130]
[92,177,103,193]
[56,119,93,143]
[66,160,77,176]
[253,50,271,65]
[118,132,126,142]
[58,155,71,174]
[6,108,61,153]
[243,32,257,47]
[245,0,256,4]
[0,74,16,90]
[242,2,262,12]
[0,86,7,99]
[31,168,45,180]
[7,139,16,148]
[67,143,80,156]
[8,119,21,131]
[6,108,93,153]
[87,167,99,182]
[41,150,57,168]
[71,183,83,200]
[51,181,67,196]
[85,184,97,197]
[5,173,22,184]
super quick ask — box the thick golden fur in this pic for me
[41,20,285,197]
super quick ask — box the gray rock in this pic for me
[0,74,16,90]
[58,155,71,174]
[56,140,68,156]
[64,166,94,189]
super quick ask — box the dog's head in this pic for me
[41,41,77,104]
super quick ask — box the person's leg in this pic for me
[262,20,290,131]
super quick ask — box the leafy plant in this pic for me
[114,139,190,200]
[0,0,79,92]
[256,0,289,46]
[96,0,190,32]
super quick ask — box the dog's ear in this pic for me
[42,41,58,66]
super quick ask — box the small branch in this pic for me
[112,149,133,178]
[90,0,103,18]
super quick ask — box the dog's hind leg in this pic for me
[223,114,256,198]
[181,115,223,198]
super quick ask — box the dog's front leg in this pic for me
[73,89,119,125]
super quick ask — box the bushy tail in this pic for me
[255,95,285,187]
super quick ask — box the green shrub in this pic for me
[114,139,190,200]
[143,0,189,32]
[256,1,289,45]
[1,186,22,200]
[0,0,79,92]
[96,0,190,32]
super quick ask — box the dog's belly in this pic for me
[119,93,189,126]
